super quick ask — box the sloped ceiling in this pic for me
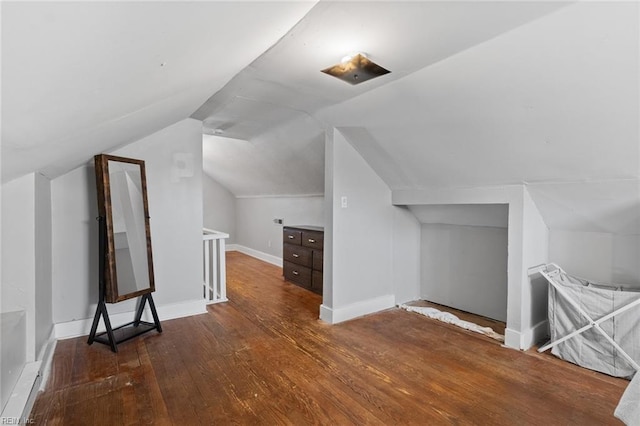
[408,204,509,229]
[1,1,316,182]
[319,1,639,189]
[316,1,639,234]
[3,1,638,234]
[203,113,325,197]
[195,0,569,197]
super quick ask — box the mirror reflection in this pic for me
[108,160,150,295]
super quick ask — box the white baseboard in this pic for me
[0,360,41,422]
[504,320,549,350]
[227,244,282,267]
[37,328,57,392]
[504,328,521,349]
[54,298,207,340]
[320,294,395,324]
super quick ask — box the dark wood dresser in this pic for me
[283,225,323,294]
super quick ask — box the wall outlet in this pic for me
[273,218,283,224]
[341,196,348,208]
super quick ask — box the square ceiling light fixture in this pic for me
[321,53,390,85]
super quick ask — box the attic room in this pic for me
[2,1,639,424]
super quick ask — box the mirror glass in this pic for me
[108,160,150,295]
[95,154,154,303]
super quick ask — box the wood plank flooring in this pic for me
[31,251,628,425]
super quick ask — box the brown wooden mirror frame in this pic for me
[94,154,155,303]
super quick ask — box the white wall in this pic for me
[0,311,26,413]
[34,173,53,357]
[1,174,36,402]
[323,130,335,309]
[420,223,508,322]
[0,173,54,360]
[1,172,53,410]
[550,230,640,287]
[203,174,237,244]
[520,188,550,347]
[1,174,36,319]
[321,129,396,323]
[52,118,204,332]
[392,206,421,305]
[51,165,104,321]
[235,196,324,260]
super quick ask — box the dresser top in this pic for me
[284,225,324,232]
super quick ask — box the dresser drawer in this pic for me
[283,261,311,288]
[283,244,312,268]
[283,228,302,245]
[312,250,323,271]
[301,230,324,250]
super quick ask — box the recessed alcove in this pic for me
[407,204,509,322]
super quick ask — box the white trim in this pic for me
[228,244,282,267]
[202,228,230,239]
[0,361,41,422]
[235,193,324,199]
[319,304,333,323]
[503,320,549,350]
[319,294,395,324]
[54,299,207,340]
[504,328,521,349]
[226,243,239,252]
[206,298,228,305]
[37,328,57,392]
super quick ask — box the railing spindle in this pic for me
[202,228,229,304]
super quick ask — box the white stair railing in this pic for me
[203,228,229,304]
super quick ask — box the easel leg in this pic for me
[133,296,146,326]
[147,294,162,332]
[87,301,118,352]
[101,303,118,353]
[87,302,103,345]
[133,294,162,332]
[87,215,160,353]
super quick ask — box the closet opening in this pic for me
[408,204,509,325]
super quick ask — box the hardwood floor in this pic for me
[31,251,627,425]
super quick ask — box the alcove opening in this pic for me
[408,204,509,324]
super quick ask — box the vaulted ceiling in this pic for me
[196,0,571,196]
[2,1,639,234]
[1,1,316,181]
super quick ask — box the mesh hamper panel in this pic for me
[548,271,640,378]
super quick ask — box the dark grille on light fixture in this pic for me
[321,53,390,85]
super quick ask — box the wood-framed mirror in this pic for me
[94,154,155,303]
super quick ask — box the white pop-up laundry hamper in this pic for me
[532,263,640,378]
[531,263,640,425]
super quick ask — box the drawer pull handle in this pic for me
[308,239,315,243]
[288,235,295,239]
[293,271,299,275]
[292,253,299,258]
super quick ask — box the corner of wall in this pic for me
[323,129,335,309]
[392,205,421,304]
[521,186,550,348]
